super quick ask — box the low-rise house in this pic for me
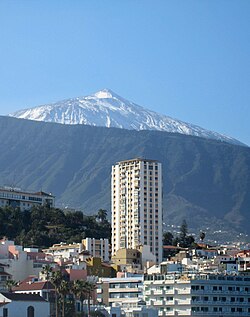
[43,242,83,261]
[147,261,184,275]
[13,276,54,301]
[0,239,51,281]
[87,257,117,278]
[0,292,50,317]
[13,276,55,317]
[112,248,142,273]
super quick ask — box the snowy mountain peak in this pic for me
[93,89,116,99]
[8,89,244,146]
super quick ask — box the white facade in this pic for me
[43,242,82,260]
[104,305,158,317]
[0,293,50,317]
[0,187,55,211]
[144,273,250,316]
[83,238,110,262]
[111,158,162,263]
[0,240,45,281]
[97,276,144,308]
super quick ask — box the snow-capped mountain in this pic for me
[9,89,243,146]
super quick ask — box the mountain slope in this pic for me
[9,89,244,146]
[1,116,250,242]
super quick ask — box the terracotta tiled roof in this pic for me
[27,252,46,260]
[14,281,54,291]
[0,272,11,276]
[163,245,185,250]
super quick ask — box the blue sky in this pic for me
[0,0,250,145]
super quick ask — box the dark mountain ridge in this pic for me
[0,116,250,242]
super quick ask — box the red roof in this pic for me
[27,252,46,260]
[0,272,11,276]
[14,281,54,291]
[163,245,186,250]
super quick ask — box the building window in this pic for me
[27,306,34,317]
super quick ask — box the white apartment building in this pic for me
[0,187,55,211]
[144,273,250,316]
[111,158,162,263]
[82,238,110,262]
[97,275,144,308]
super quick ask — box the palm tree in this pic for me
[5,279,18,292]
[50,271,63,317]
[200,231,206,242]
[72,280,87,314]
[58,279,70,317]
[41,264,53,301]
[85,281,97,317]
[96,209,108,223]
[71,280,96,316]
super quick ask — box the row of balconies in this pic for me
[144,289,175,295]
[144,289,190,295]
[147,299,175,306]
[159,310,191,317]
[192,312,249,316]
[192,289,250,295]
[109,287,142,293]
[191,300,250,305]
[151,299,191,305]
[158,308,250,317]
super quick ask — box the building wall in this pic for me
[65,268,87,281]
[0,300,50,317]
[87,258,116,278]
[0,188,55,211]
[83,238,110,262]
[144,273,250,316]
[0,241,42,281]
[97,276,144,308]
[111,248,142,266]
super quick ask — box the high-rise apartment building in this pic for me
[111,158,162,263]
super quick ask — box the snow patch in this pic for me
[8,89,244,146]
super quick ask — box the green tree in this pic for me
[5,279,18,292]
[41,264,53,301]
[72,280,87,313]
[173,220,195,248]
[50,271,63,317]
[179,220,188,243]
[163,231,174,245]
[85,281,97,317]
[200,231,206,242]
[58,280,70,317]
[96,209,108,223]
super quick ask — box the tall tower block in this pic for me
[111,158,162,263]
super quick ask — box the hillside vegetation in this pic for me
[0,116,250,240]
[0,205,111,248]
